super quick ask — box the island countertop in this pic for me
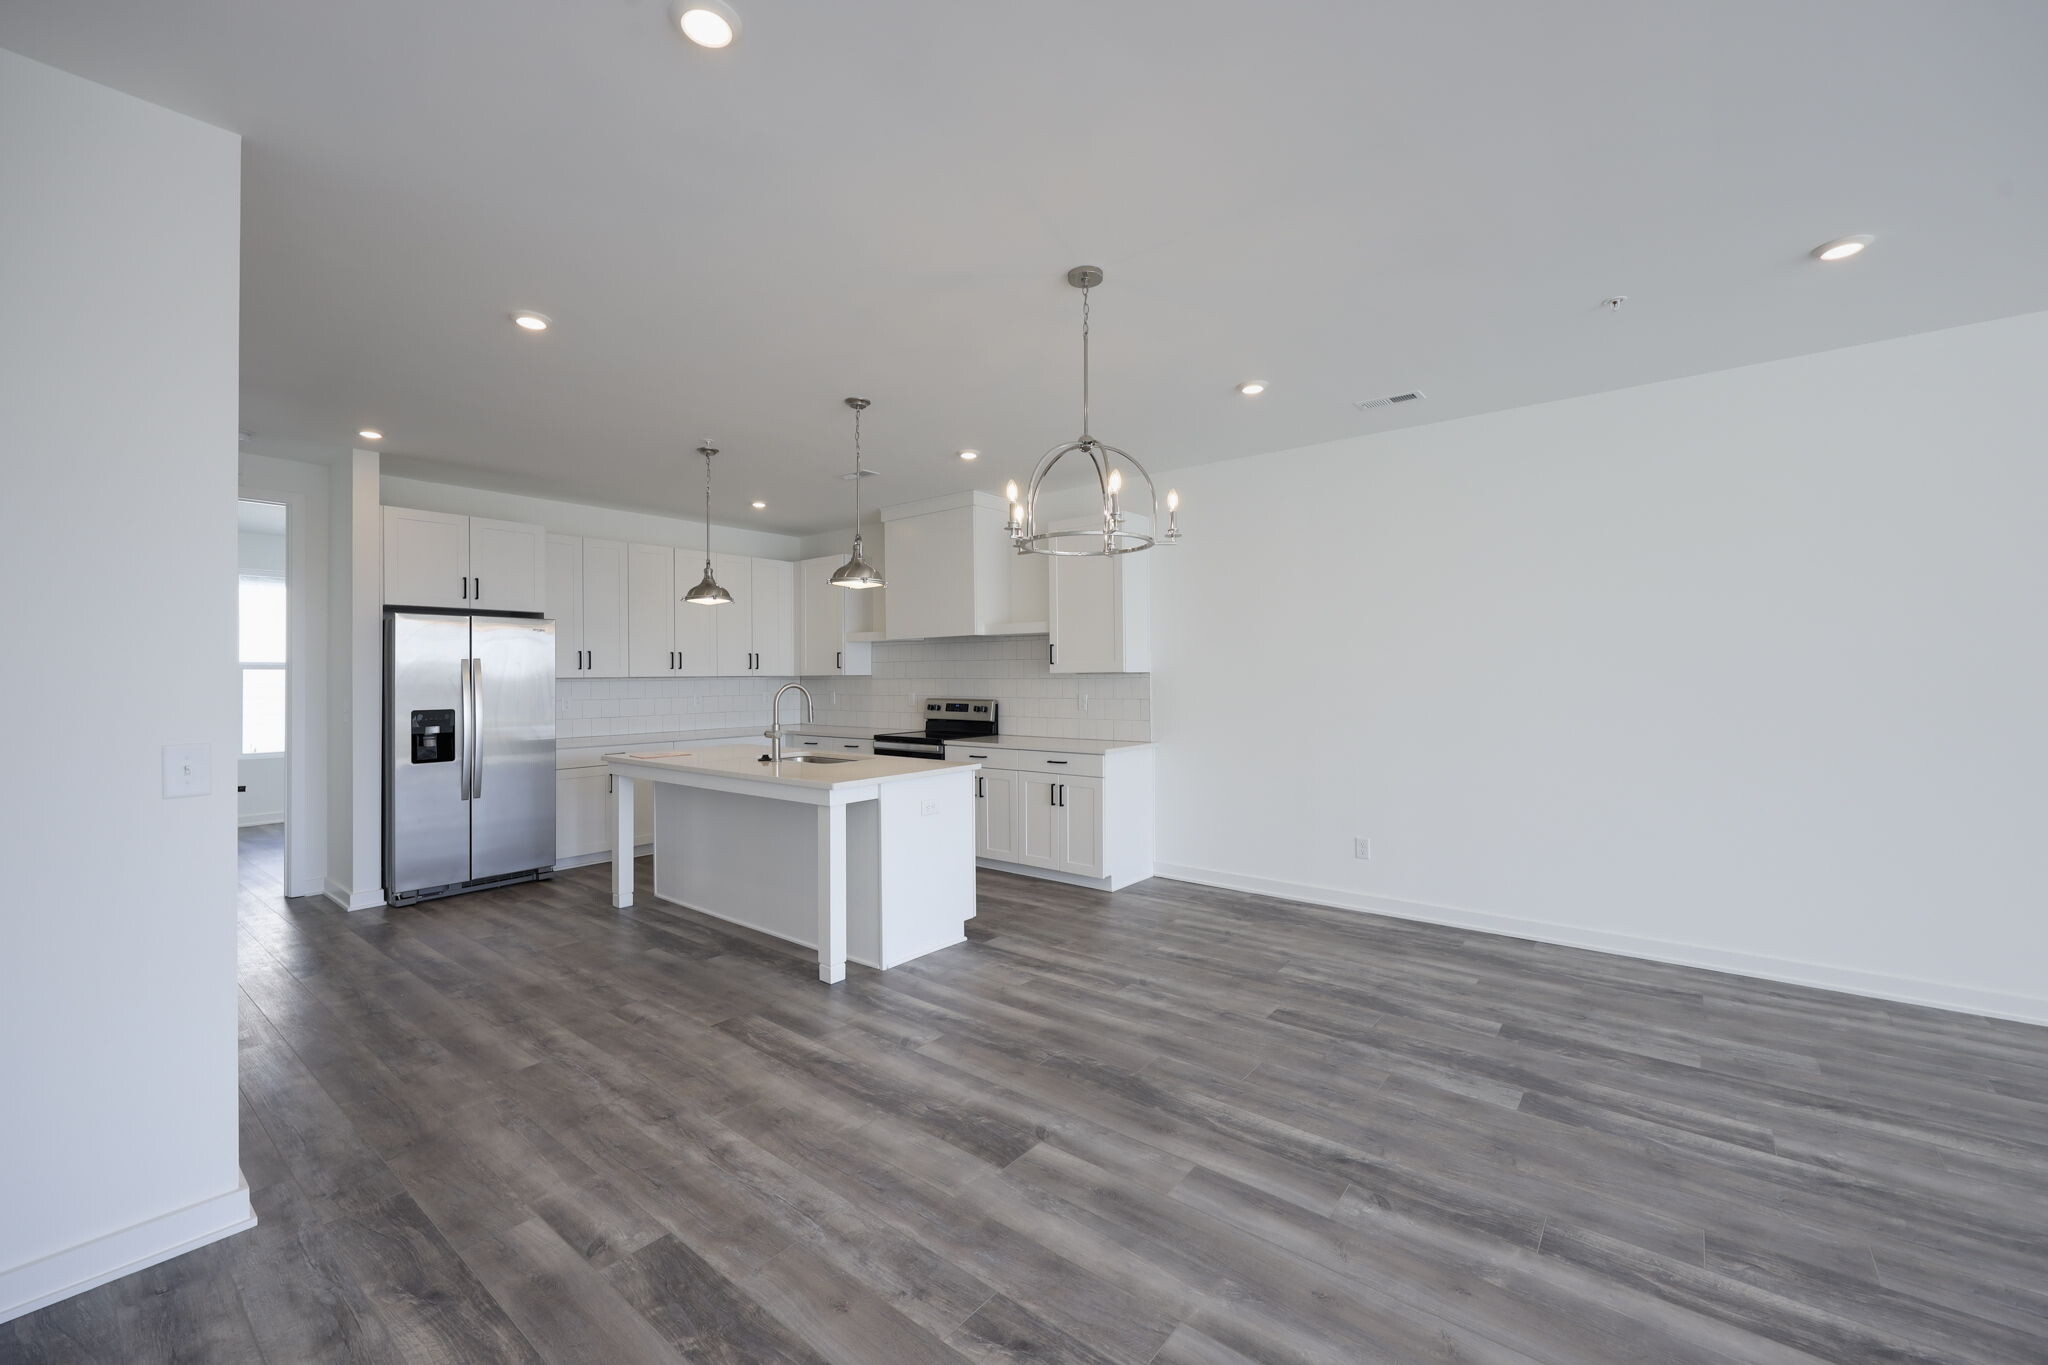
[604,745,978,792]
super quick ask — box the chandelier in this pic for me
[1007,265,1180,556]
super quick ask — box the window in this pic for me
[240,573,286,754]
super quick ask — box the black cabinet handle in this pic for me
[1049,782,1057,806]
[461,576,469,600]
[1046,759,1068,765]
[1058,783,1067,807]
[1050,643,1056,666]
[966,753,988,759]
[836,650,842,671]
[976,775,984,798]
[474,577,482,600]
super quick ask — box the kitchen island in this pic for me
[604,745,980,983]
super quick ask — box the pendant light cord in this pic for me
[701,449,713,574]
[1080,285,1092,440]
[851,403,863,541]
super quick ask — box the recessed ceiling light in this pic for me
[357,429,383,441]
[751,500,767,509]
[511,310,551,332]
[1236,381,1267,396]
[958,449,980,461]
[674,0,740,48]
[1811,234,1874,262]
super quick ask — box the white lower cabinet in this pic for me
[950,743,1152,889]
[556,767,653,865]
[976,767,1022,862]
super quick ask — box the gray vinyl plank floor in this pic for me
[6,822,2046,1363]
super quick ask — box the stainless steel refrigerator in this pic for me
[384,610,556,905]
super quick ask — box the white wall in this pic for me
[1154,311,2048,1025]
[0,48,251,1320]
[383,474,805,561]
[333,450,384,908]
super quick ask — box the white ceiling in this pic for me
[7,1,2046,533]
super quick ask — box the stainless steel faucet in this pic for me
[765,682,814,763]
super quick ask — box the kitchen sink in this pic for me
[764,753,859,764]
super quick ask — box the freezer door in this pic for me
[469,615,557,881]
[386,612,473,897]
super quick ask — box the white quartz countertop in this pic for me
[605,745,977,791]
[561,725,1149,766]
[558,725,870,767]
[938,734,1155,756]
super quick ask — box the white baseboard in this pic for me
[0,1182,256,1326]
[1153,863,2048,1028]
[553,844,652,871]
[322,879,386,912]
[236,812,284,828]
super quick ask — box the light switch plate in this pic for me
[163,742,211,798]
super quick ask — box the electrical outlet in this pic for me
[920,799,938,816]
[1078,691,1090,712]
[1353,837,1371,860]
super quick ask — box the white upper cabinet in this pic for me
[673,553,721,676]
[383,507,545,613]
[1048,519,1151,673]
[625,547,796,677]
[466,516,547,612]
[579,538,629,677]
[549,535,629,677]
[546,535,583,677]
[797,554,875,675]
[626,543,677,677]
[749,556,797,675]
[880,492,1018,640]
[382,507,471,609]
[712,553,754,675]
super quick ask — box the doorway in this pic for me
[237,498,290,887]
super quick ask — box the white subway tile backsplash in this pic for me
[797,635,1148,742]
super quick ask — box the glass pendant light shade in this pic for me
[831,396,886,589]
[684,446,733,605]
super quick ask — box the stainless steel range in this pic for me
[872,697,998,760]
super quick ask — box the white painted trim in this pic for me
[1154,863,2048,1028]
[0,1181,255,1326]
[553,844,653,871]
[321,878,386,912]
[975,856,1114,892]
[648,893,890,972]
[237,812,284,828]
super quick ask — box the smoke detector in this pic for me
[1354,391,1425,411]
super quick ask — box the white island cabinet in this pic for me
[606,747,980,983]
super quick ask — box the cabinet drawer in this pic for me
[791,736,874,755]
[945,745,1103,777]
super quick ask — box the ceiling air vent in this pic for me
[1355,391,1425,411]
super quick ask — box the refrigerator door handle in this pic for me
[469,657,484,799]
[457,657,474,801]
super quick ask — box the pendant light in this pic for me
[683,445,733,605]
[1009,266,1180,556]
[829,396,886,589]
